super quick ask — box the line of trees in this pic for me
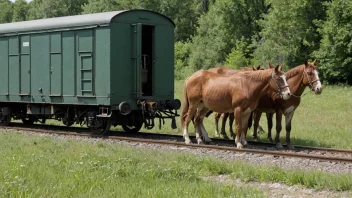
[1,0,351,84]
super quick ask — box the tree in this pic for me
[0,0,13,23]
[252,0,327,68]
[27,0,88,20]
[12,0,27,22]
[225,37,253,69]
[188,0,267,70]
[313,0,352,84]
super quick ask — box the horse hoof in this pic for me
[237,143,244,149]
[269,138,274,143]
[253,137,258,142]
[276,143,283,149]
[197,140,204,145]
[185,140,192,144]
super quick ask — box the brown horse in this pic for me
[251,59,322,149]
[209,65,264,139]
[180,65,291,149]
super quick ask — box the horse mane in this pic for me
[241,69,272,82]
[285,64,305,79]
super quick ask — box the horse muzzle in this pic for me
[280,90,292,100]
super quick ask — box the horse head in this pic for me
[303,59,322,94]
[268,63,291,100]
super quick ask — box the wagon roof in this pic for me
[0,10,175,35]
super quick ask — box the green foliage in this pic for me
[313,0,352,84]
[0,0,13,23]
[174,41,193,80]
[12,0,27,22]
[188,0,267,70]
[225,37,254,69]
[252,0,327,68]
[82,0,139,14]
[27,0,88,20]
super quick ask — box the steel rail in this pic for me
[1,125,352,164]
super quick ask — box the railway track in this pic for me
[1,123,352,164]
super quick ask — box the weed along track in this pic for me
[2,123,352,166]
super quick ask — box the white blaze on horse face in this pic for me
[280,75,291,100]
[313,70,322,93]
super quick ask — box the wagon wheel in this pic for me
[0,113,11,126]
[21,117,35,125]
[89,118,112,135]
[63,120,75,127]
[122,120,143,133]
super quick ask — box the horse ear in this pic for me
[304,60,308,67]
[279,65,283,71]
[256,65,261,70]
[252,66,256,70]
[313,59,317,66]
[274,65,279,73]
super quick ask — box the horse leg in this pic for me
[228,113,235,139]
[220,113,229,139]
[183,105,198,144]
[252,111,262,141]
[285,111,295,149]
[266,113,274,143]
[214,113,221,137]
[240,108,252,146]
[234,108,243,149]
[198,109,212,144]
[275,110,283,149]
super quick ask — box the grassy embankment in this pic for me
[0,131,351,197]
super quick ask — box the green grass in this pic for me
[0,131,263,198]
[0,131,352,198]
[148,81,352,149]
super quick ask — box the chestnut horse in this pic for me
[251,60,322,149]
[209,65,264,139]
[180,65,291,149]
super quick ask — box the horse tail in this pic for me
[247,111,253,130]
[180,81,189,128]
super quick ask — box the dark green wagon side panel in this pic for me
[153,26,174,99]
[50,32,62,96]
[62,31,76,96]
[0,38,9,95]
[31,34,50,102]
[94,27,111,101]
[76,29,94,97]
[110,23,133,105]
[20,35,31,96]
[8,36,20,98]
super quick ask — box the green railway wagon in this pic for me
[0,10,181,134]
